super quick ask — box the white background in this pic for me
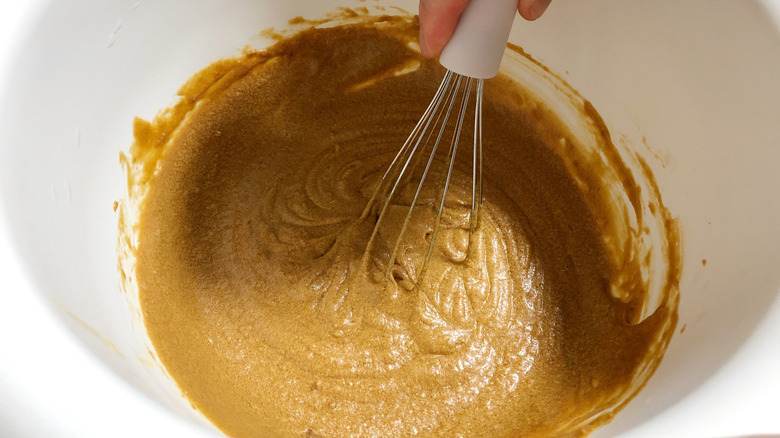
[1,1,779,437]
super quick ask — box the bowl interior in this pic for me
[1,0,779,436]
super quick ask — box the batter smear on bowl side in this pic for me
[119,12,680,438]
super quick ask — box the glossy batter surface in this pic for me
[124,15,679,438]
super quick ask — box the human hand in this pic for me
[418,0,552,58]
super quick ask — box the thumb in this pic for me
[517,0,552,21]
[418,0,471,58]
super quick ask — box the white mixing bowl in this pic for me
[1,1,779,437]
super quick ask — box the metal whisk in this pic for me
[362,0,519,285]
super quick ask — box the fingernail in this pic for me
[529,0,552,20]
[419,30,430,57]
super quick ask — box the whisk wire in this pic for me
[363,71,485,287]
[360,71,455,222]
[382,74,464,280]
[470,79,484,240]
[417,76,474,283]
[360,71,455,272]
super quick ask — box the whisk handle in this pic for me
[439,0,518,79]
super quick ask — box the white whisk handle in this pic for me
[439,0,518,79]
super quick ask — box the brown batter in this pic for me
[122,13,679,438]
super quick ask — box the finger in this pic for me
[517,0,552,21]
[418,0,471,58]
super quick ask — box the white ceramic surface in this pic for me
[1,1,779,437]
